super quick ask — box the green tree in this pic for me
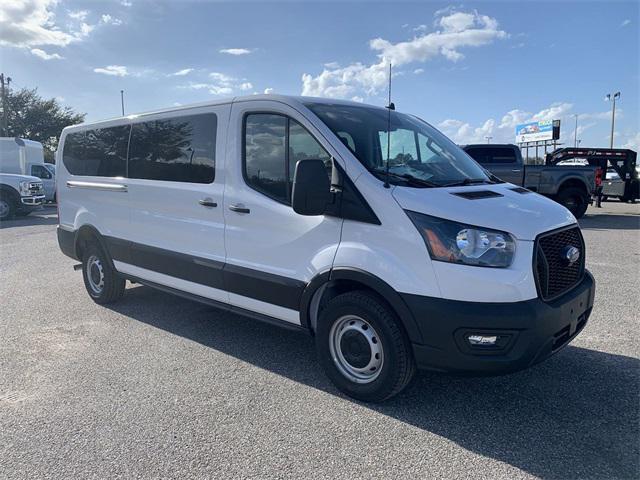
[3,87,85,162]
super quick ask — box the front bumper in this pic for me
[403,271,595,375]
[20,195,46,207]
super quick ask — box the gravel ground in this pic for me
[0,202,638,479]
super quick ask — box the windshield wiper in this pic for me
[441,178,494,187]
[369,168,438,187]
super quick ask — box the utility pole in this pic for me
[120,90,125,116]
[0,73,12,137]
[573,114,578,148]
[485,136,492,144]
[605,92,620,149]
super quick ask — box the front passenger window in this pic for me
[244,113,331,204]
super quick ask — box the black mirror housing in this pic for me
[291,159,331,216]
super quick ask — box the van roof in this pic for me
[62,94,383,133]
[0,137,44,148]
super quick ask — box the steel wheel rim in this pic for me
[0,199,9,219]
[87,255,105,294]
[329,315,384,384]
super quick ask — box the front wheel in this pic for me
[556,187,589,219]
[82,244,125,304]
[316,291,415,402]
[0,196,14,220]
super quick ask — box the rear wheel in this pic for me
[82,244,125,304]
[557,187,589,219]
[316,290,415,402]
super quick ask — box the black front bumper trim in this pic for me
[403,271,595,375]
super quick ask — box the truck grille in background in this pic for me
[534,226,585,300]
[29,183,44,195]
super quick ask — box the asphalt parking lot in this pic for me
[1,202,638,479]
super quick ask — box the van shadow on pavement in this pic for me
[107,285,639,479]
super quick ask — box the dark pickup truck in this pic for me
[462,144,597,218]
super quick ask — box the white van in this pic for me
[56,95,595,401]
[0,137,56,201]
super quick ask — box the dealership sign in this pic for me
[515,120,560,143]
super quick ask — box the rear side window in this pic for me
[62,126,129,177]
[128,113,216,183]
[486,147,517,164]
[464,148,487,163]
[244,113,331,204]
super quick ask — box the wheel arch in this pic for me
[300,267,424,344]
[73,225,114,267]
[556,177,589,196]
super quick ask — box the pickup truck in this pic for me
[0,173,46,220]
[462,144,597,218]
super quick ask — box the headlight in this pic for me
[405,211,516,268]
[19,181,30,196]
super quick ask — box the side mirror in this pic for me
[292,159,331,216]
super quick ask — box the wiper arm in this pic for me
[369,168,437,187]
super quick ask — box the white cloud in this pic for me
[351,96,364,103]
[324,61,340,69]
[101,14,122,26]
[79,22,94,36]
[264,88,274,94]
[219,48,252,55]
[121,0,133,6]
[0,0,92,48]
[413,68,425,74]
[622,132,640,150]
[620,19,631,27]
[30,47,63,60]
[170,68,194,76]
[94,65,128,77]
[301,10,506,99]
[68,10,89,21]
[180,72,250,96]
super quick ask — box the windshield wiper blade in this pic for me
[442,178,492,187]
[369,168,437,187]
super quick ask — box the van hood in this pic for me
[391,183,576,241]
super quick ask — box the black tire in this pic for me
[82,243,125,304]
[556,187,589,219]
[0,195,15,221]
[316,290,415,402]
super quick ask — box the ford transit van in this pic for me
[56,95,595,401]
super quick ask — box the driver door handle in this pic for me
[198,199,218,208]
[229,203,250,214]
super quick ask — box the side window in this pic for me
[244,113,331,204]
[378,129,418,164]
[31,165,51,179]
[486,147,517,164]
[464,148,488,164]
[244,114,288,202]
[62,127,129,177]
[128,113,216,183]
[288,120,332,191]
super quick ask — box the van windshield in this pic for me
[305,102,492,187]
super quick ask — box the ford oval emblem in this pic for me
[562,246,581,265]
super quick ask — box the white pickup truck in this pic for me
[0,172,46,220]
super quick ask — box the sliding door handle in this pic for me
[229,204,250,214]
[198,198,218,208]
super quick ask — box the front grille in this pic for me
[28,182,44,195]
[534,226,585,300]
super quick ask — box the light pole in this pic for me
[120,90,125,116]
[573,114,578,148]
[605,91,620,148]
[485,136,492,144]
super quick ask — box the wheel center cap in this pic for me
[340,330,371,368]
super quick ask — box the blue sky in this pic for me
[1,0,638,150]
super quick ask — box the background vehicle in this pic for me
[0,172,45,220]
[546,147,638,204]
[462,144,598,218]
[0,137,56,202]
